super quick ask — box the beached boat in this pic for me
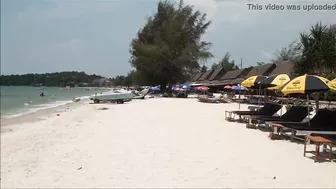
[90,90,135,104]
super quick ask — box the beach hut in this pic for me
[190,72,205,83]
[197,70,214,83]
[200,68,226,86]
[214,68,252,86]
[268,61,294,76]
[244,63,276,78]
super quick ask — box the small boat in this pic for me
[90,90,135,104]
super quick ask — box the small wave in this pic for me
[2,94,90,119]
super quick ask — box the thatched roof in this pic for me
[213,78,245,85]
[198,70,214,81]
[188,73,196,81]
[268,61,294,76]
[220,68,247,80]
[208,68,226,81]
[245,63,276,78]
[190,72,204,81]
[230,78,245,84]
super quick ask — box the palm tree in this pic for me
[295,22,336,74]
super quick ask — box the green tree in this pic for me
[0,71,103,87]
[290,22,336,110]
[272,40,301,64]
[129,0,213,92]
[211,52,238,71]
[200,65,207,72]
[294,22,336,75]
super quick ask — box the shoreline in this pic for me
[0,99,90,132]
[0,86,113,121]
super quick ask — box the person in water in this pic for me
[40,92,44,97]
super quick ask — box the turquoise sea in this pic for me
[0,86,106,118]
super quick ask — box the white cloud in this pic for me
[259,50,273,60]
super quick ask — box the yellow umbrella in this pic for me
[241,75,267,88]
[258,74,291,90]
[328,78,336,91]
[280,74,331,96]
[279,74,333,125]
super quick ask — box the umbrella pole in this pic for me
[307,94,310,125]
[280,95,283,117]
[258,84,261,105]
[238,85,241,109]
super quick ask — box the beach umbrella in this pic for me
[258,74,291,90]
[224,85,232,89]
[328,78,336,91]
[279,74,333,125]
[241,75,268,88]
[232,84,247,91]
[194,86,209,91]
[182,84,191,89]
[150,87,161,92]
[279,74,331,96]
[330,78,336,86]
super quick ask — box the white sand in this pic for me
[1,98,336,188]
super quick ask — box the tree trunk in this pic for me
[160,82,167,94]
[166,83,173,96]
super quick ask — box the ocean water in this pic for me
[0,86,107,118]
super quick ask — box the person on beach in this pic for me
[40,92,44,97]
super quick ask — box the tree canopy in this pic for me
[0,71,103,87]
[293,23,336,76]
[271,41,301,64]
[129,0,213,90]
[211,52,239,71]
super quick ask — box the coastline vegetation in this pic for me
[0,71,104,87]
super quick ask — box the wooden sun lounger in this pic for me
[225,103,281,122]
[225,106,261,122]
[244,106,310,129]
[247,106,262,111]
[269,122,336,141]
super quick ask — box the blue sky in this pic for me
[1,0,335,77]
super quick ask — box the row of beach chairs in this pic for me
[225,102,336,162]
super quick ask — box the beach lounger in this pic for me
[244,106,310,129]
[269,109,336,141]
[225,103,282,122]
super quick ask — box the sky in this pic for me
[1,0,335,77]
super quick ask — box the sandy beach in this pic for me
[1,98,336,188]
